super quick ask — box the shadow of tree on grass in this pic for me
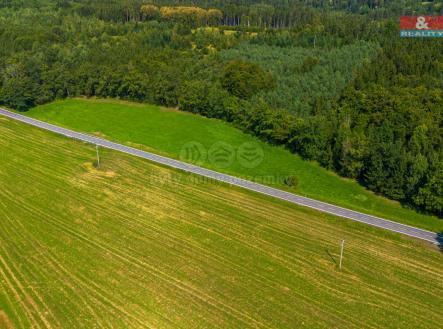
[437,233,443,253]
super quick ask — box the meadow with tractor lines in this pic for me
[0,117,442,328]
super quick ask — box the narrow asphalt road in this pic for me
[0,108,440,245]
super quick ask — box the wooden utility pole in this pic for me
[339,240,345,270]
[96,145,100,168]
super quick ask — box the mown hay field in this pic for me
[26,98,443,232]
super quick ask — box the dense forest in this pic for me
[0,0,442,218]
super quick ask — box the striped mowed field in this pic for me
[0,118,442,328]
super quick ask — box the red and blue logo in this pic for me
[400,16,443,37]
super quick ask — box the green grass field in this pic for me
[1,115,443,328]
[25,98,443,232]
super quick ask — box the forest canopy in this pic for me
[0,0,442,218]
